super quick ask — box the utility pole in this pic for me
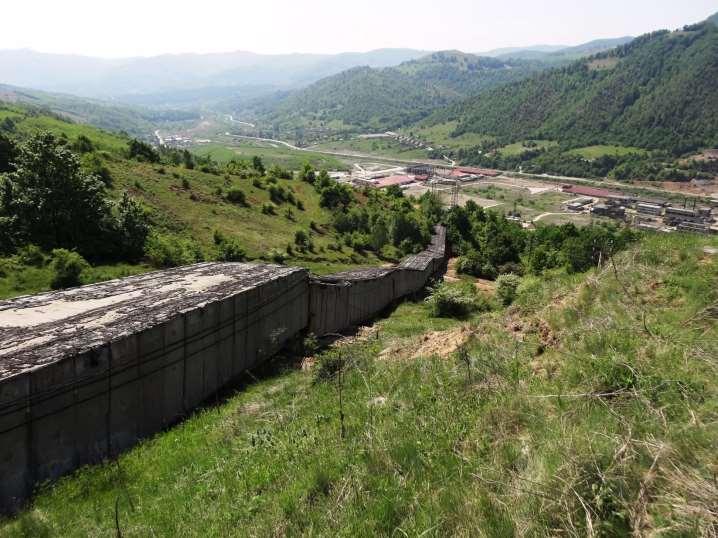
[451,180,459,208]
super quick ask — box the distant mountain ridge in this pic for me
[248,34,641,137]
[492,37,634,62]
[0,48,429,99]
[430,20,718,153]
[250,51,544,135]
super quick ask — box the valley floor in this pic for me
[1,232,717,537]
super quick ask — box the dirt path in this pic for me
[379,325,476,361]
[445,258,496,293]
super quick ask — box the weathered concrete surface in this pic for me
[309,226,449,336]
[0,263,309,513]
[0,227,448,513]
[0,263,303,379]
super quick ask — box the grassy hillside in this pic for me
[192,141,348,171]
[0,103,397,298]
[253,52,544,138]
[0,84,197,139]
[2,231,716,536]
[431,22,718,155]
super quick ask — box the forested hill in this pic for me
[252,52,543,134]
[432,20,718,154]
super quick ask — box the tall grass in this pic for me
[1,232,716,536]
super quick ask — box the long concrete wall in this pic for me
[0,227,447,513]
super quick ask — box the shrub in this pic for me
[145,233,203,268]
[72,135,95,153]
[262,203,276,215]
[252,178,264,189]
[181,178,191,190]
[16,244,45,267]
[269,249,287,264]
[50,249,88,289]
[496,273,521,306]
[426,282,490,318]
[303,333,319,356]
[216,238,246,262]
[268,184,287,204]
[313,349,348,383]
[226,188,247,206]
[128,139,159,163]
[115,192,149,262]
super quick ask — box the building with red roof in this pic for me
[457,167,500,177]
[561,184,623,198]
[373,175,415,188]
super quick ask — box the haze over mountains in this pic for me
[0,11,716,155]
[0,48,429,98]
[1,35,632,106]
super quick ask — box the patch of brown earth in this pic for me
[302,325,379,371]
[445,258,461,282]
[379,325,475,361]
[445,258,496,294]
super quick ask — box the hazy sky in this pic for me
[3,0,716,57]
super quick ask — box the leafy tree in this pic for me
[1,132,112,257]
[128,139,160,163]
[319,183,353,210]
[0,133,16,173]
[115,192,149,262]
[252,156,265,175]
[370,218,389,251]
[182,149,195,170]
[299,163,316,184]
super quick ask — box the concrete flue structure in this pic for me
[0,227,448,513]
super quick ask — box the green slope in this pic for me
[431,21,718,154]
[0,103,398,298]
[0,84,197,138]
[2,231,716,536]
[254,52,544,137]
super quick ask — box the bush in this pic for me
[496,273,521,306]
[226,188,247,206]
[217,238,247,262]
[426,282,491,318]
[50,249,89,289]
[16,244,45,267]
[128,139,159,163]
[295,230,310,247]
[268,184,287,204]
[313,349,348,383]
[72,135,95,153]
[262,203,276,215]
[456,250,498,280]
[269,249,287,264]
[145,233,203,268]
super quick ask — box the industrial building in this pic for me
[636,203,664,216]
